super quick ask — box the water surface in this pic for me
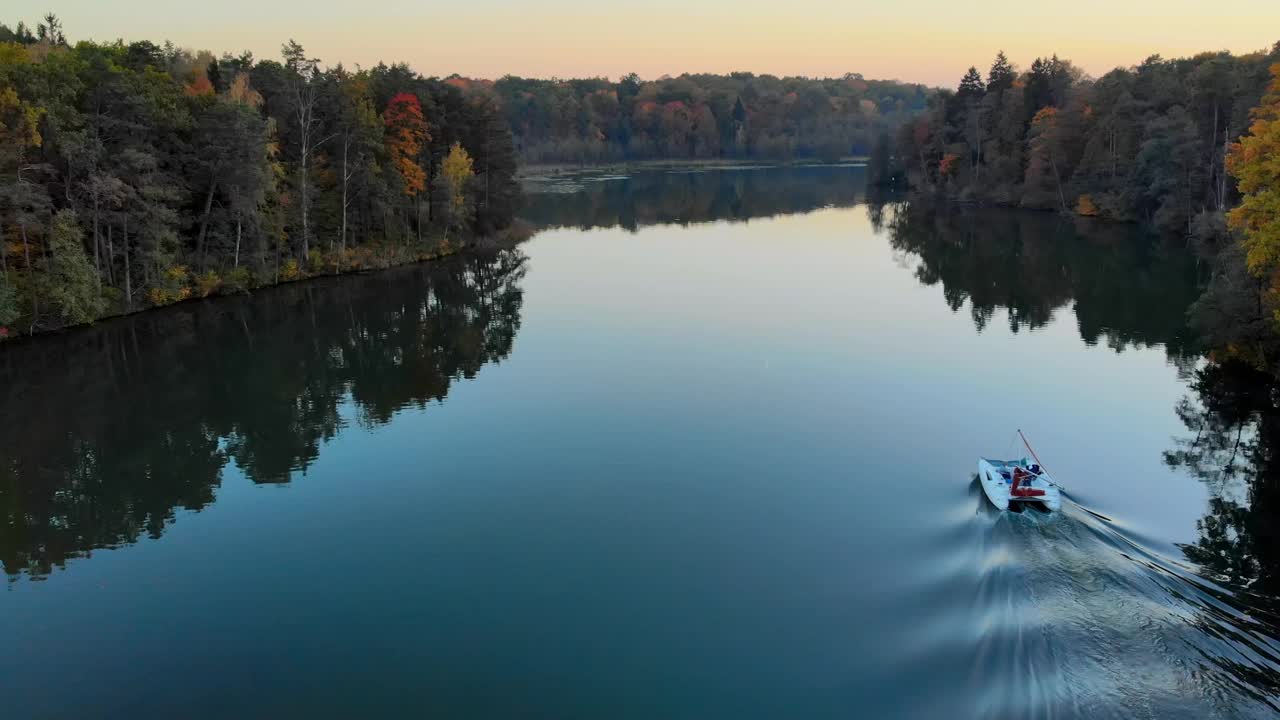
[3,165,1278,718]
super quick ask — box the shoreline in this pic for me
[0,222,535,343]
[517,156,869,178]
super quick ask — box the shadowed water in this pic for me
[2,165,1278,718]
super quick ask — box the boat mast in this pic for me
[1018,429,1046,471]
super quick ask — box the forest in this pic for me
[485,73,931,164]
[877,47,1280,239]
[875,45,1280,374]
[0,15,520,336]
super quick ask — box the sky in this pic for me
[13,1,1280,87]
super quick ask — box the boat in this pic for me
[977,457,1061,512]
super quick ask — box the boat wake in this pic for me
[891,479,1280,719]
[1056,495,1280,717]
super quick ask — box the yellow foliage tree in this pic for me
[438,142,474,238]
[1228,63,1280,285]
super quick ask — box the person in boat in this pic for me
[1010,464,1045,497]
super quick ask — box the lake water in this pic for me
[3,165,1279,718]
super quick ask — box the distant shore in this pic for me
[517,157,869,178]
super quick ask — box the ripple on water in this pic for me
[886,485,1280,718]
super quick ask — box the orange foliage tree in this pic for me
[382,92,429,198]
[1228,64,1280,284]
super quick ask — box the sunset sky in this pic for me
[15,0,1280,87]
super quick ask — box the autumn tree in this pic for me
[435,142,474,241]
[383,91,429,240]
[1227,63,1280,290]
[1024,107,1069,212]
[0,44,50,325]
[0,15,523,336]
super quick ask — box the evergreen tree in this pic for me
[957,66,985,100]
[987,51,1015,94]
[42,210,103,324]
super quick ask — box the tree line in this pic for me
[0,15,520,337]
[875,47,1280,240]
[474,72,930,164]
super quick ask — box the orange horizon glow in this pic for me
[14,0,1280,87]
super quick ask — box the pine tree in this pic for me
[42,210,104,324]
[987,52,1016,94]
[957,66,985,100]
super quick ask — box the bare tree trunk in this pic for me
[300,158,310,263]
[122,217,132,311]
[339,136,350,272]
[106,224,115,287]
[1208,104,1218,207]
[92,195,101,294]
[1049,153,1067,214]
[195,180,217,271]
[1110,126,1117,181]
[21,223,36,333]
[234,216,242,268]
[1219,126,1230,211]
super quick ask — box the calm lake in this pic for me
[3,165,1279,718]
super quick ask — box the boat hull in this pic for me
[978,458,1062,512]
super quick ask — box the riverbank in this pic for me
[0,222,535,342]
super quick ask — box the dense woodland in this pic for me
[0,15,520,336]
[873,46,1280,376]
[877,47,1280,239]
[483,73,930,164]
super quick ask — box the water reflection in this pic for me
[520,164,869,230]
[1163,360,1280,703]
[1168,361,1280,611]
[0,250,527,578]
[881,200,1204,363]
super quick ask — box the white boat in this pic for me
[977,457,1062,512]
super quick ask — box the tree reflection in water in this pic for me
[1167,361,1280,613]
[520,164,870,231]
[0,250,527,578]
[879,199,1204,364]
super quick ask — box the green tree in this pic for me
[41,210,103,324]
[0,273,17,330]
[986,51,1015,94]
[1138,105,1205,235]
